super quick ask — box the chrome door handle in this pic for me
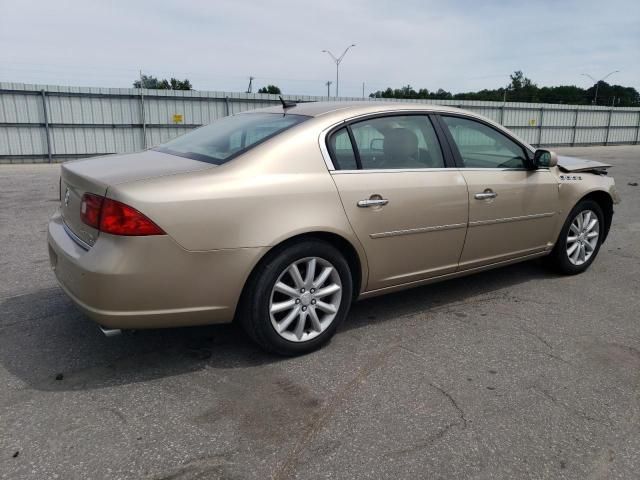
[357,198,389,208]
[474,190,498,200]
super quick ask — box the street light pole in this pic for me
[322,44,356,97]
[581,70,620,105]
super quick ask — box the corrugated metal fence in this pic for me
[1,82,639,163]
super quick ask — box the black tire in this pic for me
[548,199,604,275]
[239,240,353,356]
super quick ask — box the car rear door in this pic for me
[325,114,469,291]
[436,114,559,269]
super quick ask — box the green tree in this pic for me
[258,85,281,94]
[134,74,192,90]
[368,71,639,106]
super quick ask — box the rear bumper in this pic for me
[47,210,266,329]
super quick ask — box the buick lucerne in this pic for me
[48,101,620,355]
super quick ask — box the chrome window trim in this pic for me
[332,168,453,175]
[330,167,550,175]
[318,109,537,173]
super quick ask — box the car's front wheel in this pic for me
[548,199,604,275]
[240,240,353,355]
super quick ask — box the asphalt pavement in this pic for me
[1,145,639,479]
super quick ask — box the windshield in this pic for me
[153,113,309,164]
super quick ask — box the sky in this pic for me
[1,0,638,97]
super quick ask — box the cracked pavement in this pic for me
[1,145,640,479]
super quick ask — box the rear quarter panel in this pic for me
[107,119,368,283]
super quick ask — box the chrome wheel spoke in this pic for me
[278,306,300,332]
[316,300,337,314]
[567,242,579,256]
[587,231,598,239]
[569,223,580,235]
[571,244,581,262]
[584,240,595,252]
[586,219,598,233]
[313,266,333,288]
[288,263,305,288]
[271,299,296,314]
[314,283,341,298]
[294,310,308,340]
[304,258,317,286]
[567,235,578,242]
[309,307,322,332]
[274,281,299,298]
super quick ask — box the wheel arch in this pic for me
[576,190,614,242]
[234,231,366,323]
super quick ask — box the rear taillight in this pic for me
[80,193,104,229]
[80,193,165,236]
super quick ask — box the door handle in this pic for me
[474,189,498,200]
[357,198,389,208]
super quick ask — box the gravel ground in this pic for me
[1,145,639,479]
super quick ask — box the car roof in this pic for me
[251,101,466,118]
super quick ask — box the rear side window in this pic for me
[327,128,358,170]
[327,115,445,170]
[153,113,308,165]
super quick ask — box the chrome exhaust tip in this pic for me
[99,325,122,337]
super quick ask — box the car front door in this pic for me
[326,114,469,291]
[437,114,560,270]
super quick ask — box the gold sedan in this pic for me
[48,101,620,355]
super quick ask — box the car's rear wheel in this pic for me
[548,199,604,275]
[240,240,353,355]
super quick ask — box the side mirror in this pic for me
[533,149,558,169]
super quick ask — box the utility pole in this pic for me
[246,76,254,93]
[325,81,332,97]
[322,44,356,97]
[581,70,619,105]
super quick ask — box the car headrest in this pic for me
[383,128,419,161]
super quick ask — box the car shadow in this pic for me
[0,260,556,392]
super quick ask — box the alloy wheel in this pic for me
[566,209,599,266]
[269,257,343,342]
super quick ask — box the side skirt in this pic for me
[357,250,549,300]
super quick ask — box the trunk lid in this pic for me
[557,156,612,173]
[60,150,212,246]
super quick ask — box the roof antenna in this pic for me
[279,95,297,110]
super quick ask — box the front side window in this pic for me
[440,115,529,169]
[153,113,308,165]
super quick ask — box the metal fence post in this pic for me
[537,107,544,147]
[40,89,53,163]
[500,104,505,125]
[224,96,230,116]
[605,107,613,146]
[139,89,147,149]
[635,110,640,145]
[571,108,579,146]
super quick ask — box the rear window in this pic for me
[153,113,309,165]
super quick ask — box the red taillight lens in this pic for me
[80,193,164,236]
[80,193,104,229]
